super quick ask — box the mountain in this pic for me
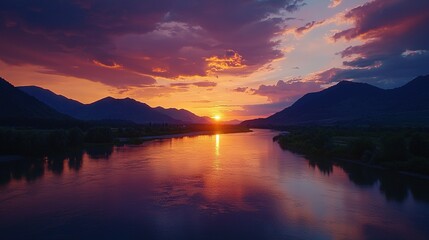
[242,75,429,127]
[0,77,66,120]
[74,97,179,124]
[20,85,213,124]
[154,107,212,124]
[19,86,84,116]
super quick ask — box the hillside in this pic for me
[0,77,66,120]
[154,107,212,124]
[242,75,429,127]
[19,86,84,116]
[75,97,179,124]
[19,86,211,124]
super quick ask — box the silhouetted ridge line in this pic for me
[242,75,429,127]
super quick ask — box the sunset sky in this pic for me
[1,0,428,120]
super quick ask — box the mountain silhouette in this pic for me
[242,75,429,127]
[19,85,211,124]
[19,86,84,116]
[74,97,181,124]
[0,77,66,120]
[154,107,212,124]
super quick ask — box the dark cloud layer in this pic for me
[324,0,429,88]
[0,0,304,87]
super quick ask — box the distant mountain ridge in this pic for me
[242,75,429,127]
[75,97,179,124]
[18,86,84,116]
[19,85,212,124]
[0,77,67,120]
[154,106,212,124]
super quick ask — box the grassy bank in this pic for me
[273,127,429,175]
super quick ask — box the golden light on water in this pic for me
[215,134,220,156]
[214,134,221,170]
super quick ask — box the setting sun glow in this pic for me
[213,115,221,121]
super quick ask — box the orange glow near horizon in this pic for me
[212,115,221,121]
[1,0,422,123]
[0,59,272,121]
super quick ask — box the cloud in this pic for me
[124,85,188,100]
[170,81,217,88]
[329,0,342,8]
[317,0,429,88]
[314,51,429,87]
[92,60,123,69]
[190,100,212,103]
[0,0,304,87]
[232,87,249,93]
[295,20,325,34]
[205,50,246,74]
[251,79,322,103]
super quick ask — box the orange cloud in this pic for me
[205,50,246,74]
[329,0,342,8]
[92,60,123,69]
[152,67,168,73]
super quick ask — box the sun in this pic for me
[212,115,221,121]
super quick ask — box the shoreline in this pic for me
[0,129,252,162]
[117,129,252,143]
[285,148,429,180]
[332,157,429,180]
[272,128,429,180]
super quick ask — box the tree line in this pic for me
[274,127,429,175]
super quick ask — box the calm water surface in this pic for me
[1,129,429,240]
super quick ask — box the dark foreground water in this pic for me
[1,129,429,240]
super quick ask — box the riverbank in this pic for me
[272,127,429,175]
[0,125,251,159]
[117,128,252,143]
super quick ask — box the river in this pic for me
[1,129,428,239]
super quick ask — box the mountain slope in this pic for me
[0,77,66,119]
[20,85,212,124]
[75,97,179,124]
[18,86,84,116]
[242,75,429,127]
[154,107,212,124]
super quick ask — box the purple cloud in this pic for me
[232,87,249,93]
[252,80,322,103]
[295,20,325,34]
[0,0,304,87]
[324,0,429,88]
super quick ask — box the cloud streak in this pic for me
[295,20,325,35]
[170,81,217,88]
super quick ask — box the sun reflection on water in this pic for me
[215,134,220,156]
[214,134,221,171]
